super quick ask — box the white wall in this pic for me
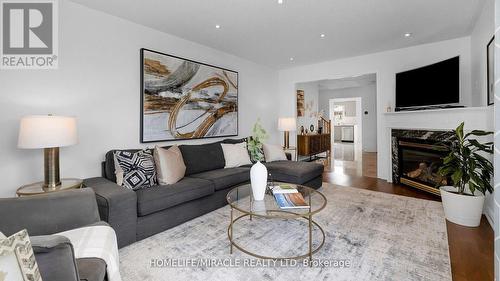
[319,83,377,152]
[295,81,319,132]
[278,37,473,181]
[471,0,495,106]
[0,1,280,198]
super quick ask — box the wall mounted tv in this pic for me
[395,56,459,111]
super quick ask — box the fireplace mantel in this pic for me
[384,106,493,131]
[381,106,493,183]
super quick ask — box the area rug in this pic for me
[119,183,451,281]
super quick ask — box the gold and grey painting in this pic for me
[141,49,238,142]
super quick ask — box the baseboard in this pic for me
[484,205,494,230]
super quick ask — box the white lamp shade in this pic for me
[278,117,297,131]
[18,115,78,149]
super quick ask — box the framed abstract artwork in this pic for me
[487,36,494,106]
[140,48,238,142]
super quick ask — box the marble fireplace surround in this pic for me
[391,129,454,183]
[384,107,493,225]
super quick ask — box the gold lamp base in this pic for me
[283,131,290,149]
[44,147,61,189]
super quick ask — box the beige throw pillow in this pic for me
[221,142,252,168]
[263,143,287,162]
[114,154,124,186]
[154,145,186,185]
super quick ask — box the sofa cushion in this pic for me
[154,145,186,185]
[179,143,225,175]
[105,148,169,183]
[263,143,287,162]
[105,149,141,183]
[114,150,157,190]
[190,167,250,191]
[135,177,214,216]
[264,161,324,184]
[221,143,252,168]
[220,138,247,144]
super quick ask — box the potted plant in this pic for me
[247,118,268,162]
[438,122,493,227]
[247,119,269,200]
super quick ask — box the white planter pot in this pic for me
[440,186,485,227]
[250,161,267,201]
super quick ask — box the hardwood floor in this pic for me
[322,156,494,281]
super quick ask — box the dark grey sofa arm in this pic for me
[31,235,80,281]
[83,177,137,247]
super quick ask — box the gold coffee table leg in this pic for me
[308,214,313,264]
[249,194,253,221]
[230,206,234,254]
[308,194,313,265]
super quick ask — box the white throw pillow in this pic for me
[0,230,42,281]
[263,143,287,162]
[154,145,186,185]
[221,143,252,168]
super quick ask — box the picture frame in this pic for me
[487,36,494,106]
[297,90,305,117]
[140,48,239,143]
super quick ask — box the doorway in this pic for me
[295,73,377,178]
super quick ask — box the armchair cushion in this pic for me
[31,235,80,281]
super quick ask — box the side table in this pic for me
[16,178,83,197]
[284,146,297,161]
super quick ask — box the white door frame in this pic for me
[329,97,363,148]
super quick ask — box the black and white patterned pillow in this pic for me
[114,150,157,190]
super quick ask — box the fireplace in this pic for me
[392,129,454,196]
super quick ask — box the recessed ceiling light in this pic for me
[215,24,221,29]
[278,0,283,4]
[404,33,412,38]
[289,57,294,61]
[320,34,326,38]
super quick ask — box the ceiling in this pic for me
[70,0,485,69]
[318,74,376,91]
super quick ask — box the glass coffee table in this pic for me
[226,183,327,261]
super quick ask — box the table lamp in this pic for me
[18,115,78,189]
[278,117,296,149]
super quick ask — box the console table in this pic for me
[297,134,331,159]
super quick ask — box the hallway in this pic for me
[319,142,377,178]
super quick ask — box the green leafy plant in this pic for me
[247,118,268,162]
[438,122,493,195]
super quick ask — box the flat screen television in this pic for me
[395,56,459,109]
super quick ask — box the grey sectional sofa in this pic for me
[83,139,323,248]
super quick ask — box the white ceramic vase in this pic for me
[250,161,267,201]
[440,185,485,227]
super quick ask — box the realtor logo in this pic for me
[0,0,58,69]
